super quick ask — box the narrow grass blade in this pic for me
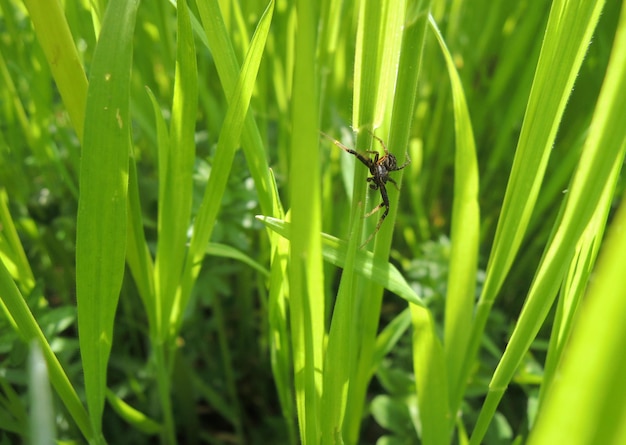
[0,189,35,291]
[205,242,270,277]
[411,303,450,445]
[257,216,422,306]
[0,260,92,439]
[264,170,298,443]
[428,15,480,414]
[371,308,412,376]
[106,390,162,435]
[22,0,88,142]
[177,0,275,332]
[125,145,156,331]
[470,1,626,439]
[0,373,27,435]
[155,0,198,337]
[528,200,626,444]
[345,0,430,441]
[76,0,139,434]
[288,1,324,441]
[538,166,617,411]
[352,0,382,131]
[321,203,362,443]
[195,0,275,219]
[462,0,606,413]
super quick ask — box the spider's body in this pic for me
[322,131,410,248]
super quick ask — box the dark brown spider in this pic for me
[322,130,410,248]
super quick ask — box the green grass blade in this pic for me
[538,175,616,411]
[205,242,270,277]
[371,308,412,376]
[195,0,275,219]
[22,0,88,142]
[352,0,382,131]
[263,169,298,443]
[463,0,606,413]
[428,15,480,415]
[469,2,626,439]
[257,216,422,306]
[320,204,362,443]
[0,189,35,291]
[125,143,157,330]
[106,390,162,435]
[344,0,430,440]
[178,0,275,331]
[0,259,93,440]
[75,0,139,435]
[528,202,626,444]
[155,0,198,338]
[478,0,606,305]
[288,1,325,441]
[411,303,449,445]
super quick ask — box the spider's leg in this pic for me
[360,203,389,248]
[368,130,390,156]
[320,131,356,154]
[395,153,411,170]
[387,176,400,191]
[360,184,390,248]
[321,131,372,168]
[365,150,380,164]
[364,200,385,218]
[366,177,379,190]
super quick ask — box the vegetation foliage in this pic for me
[1,0,625,444]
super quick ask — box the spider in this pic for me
[322,130,410,248]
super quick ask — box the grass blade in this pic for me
[76,0,139,435]
[22,0,88,142]
[411,304,449,445]
[462,0,606,419]
[0,260,92,439]
[195,0,275,219]
[529,201,626,443]
[257,216,422,306]
[155,0,198,338]
[0,189,35,291]
[470,0,626,439]
[288,0,325,441]
[177,0,275,328]
[428,15,480,414]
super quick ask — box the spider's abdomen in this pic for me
[374,164,389,183]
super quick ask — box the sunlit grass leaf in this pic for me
[205,242,269,277]
[0,260,92,439]
[410,303,449,445]
[257,216,423,307]
[428,14,480,412]
[106,390,162,435]
[155,0,198,335]
[287,2,326,442]
[194,0,275,218]
[22,0,88,142]
[125,101,157,327]
[0,189,34,291]
[76,0,139,434]
[470,0,625,441]
[176,0,275,332]
[264,169,298,443]
[529,201,626,444]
